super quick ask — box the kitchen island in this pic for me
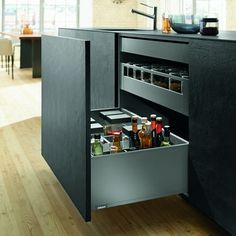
[42,29,236,235]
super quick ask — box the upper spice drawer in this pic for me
[121,37,190,64]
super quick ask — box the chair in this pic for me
[0,38,14,79]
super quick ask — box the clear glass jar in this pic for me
[92,134,103,156]
[112,132,122,152]
[162,13,171,33]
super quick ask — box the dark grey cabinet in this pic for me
[42,30,236,235]
[188,39,236,235]
[42,33,189,222]
[58,28,118,109]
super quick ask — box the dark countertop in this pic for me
[119,30,236,43]
[63,27,236,43]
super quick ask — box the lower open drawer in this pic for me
[91,133,188,210]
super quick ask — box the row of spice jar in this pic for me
[123,62,189,94]
[123,62,189,78]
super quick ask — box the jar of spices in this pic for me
[112,132,122,152]
[92,134,103,156]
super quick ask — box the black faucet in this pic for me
[131,3,157,30]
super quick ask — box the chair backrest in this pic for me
[0,38,13,56]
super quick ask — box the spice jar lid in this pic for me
[94,134,101,139]
[201,17,218,22]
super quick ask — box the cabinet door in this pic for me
[42,35,91,221]
[189,40,236,235]
[59,28,117,109]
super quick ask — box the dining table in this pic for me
[0,32,41,78]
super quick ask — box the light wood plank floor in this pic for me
[0,67,230,236]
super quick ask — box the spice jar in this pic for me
[92,134,103,156]
[112,132,122,152]
[200,18,219,36]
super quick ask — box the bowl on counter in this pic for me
[169,15,201,34]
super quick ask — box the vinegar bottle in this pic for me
[130,116,140,150]
[150,114,157,147]
[162,13,171,33]
[138,117,148,149]
[156,117,164,147]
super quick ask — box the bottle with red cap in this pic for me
[150,114,157,147]
[156,117,164,147]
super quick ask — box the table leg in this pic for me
[32,39,41,78]
[20,39,32,68]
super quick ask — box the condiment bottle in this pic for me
[112,132,122,152]
[161,125,172,146]
[130,116,140,150]
[156,117,164,147]
[138,117,151,149]
[162,13,171,33]
[150,114,157,147]
[92,134,103,156]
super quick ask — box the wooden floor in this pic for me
[0,67,230,236]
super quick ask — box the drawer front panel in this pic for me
[91,134,188,210]
[121,38,189,63]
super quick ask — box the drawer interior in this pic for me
[90,108,189,210]
[91,133,188,210]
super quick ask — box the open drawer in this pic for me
[91,133,188,210]
[42,35,189,221]
[90,108,189,210]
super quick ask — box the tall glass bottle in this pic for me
[150,114,157,147]
[113,132,122,152]
[156,117,163,147]
[162,13,171,33]
[138,117,149,149]
[145,121,152,149]
[130,116,140,150]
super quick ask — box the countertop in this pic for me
[64,27,236,43]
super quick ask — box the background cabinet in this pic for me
[188,39,236,235]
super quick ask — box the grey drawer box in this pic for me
[121,38,189,64]
[121,76,189,116]
[91,133,188,210]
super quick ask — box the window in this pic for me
[164,0,226,29]
[196,0,226,29]
[2,0,79,33]
[43,0,78,33]
[4,0,40,33]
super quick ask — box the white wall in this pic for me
[79,0,93,27]
[92,0,139,28]
[226,0,236,30]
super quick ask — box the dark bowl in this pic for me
[169,15,200,34]
[170,22,200,34]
